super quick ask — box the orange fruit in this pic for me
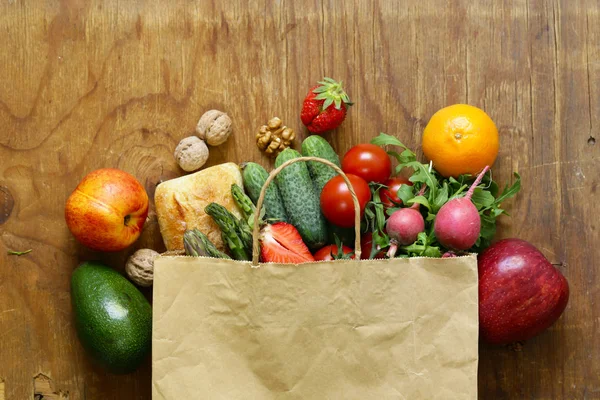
[422,104,499,178]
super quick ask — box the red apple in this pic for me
[65,168,149,252]
[478,238,569,344]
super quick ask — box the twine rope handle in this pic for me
[252,156,362,265]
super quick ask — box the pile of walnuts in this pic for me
[173,110,299,171]
[174,110,233,172]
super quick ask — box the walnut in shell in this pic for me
[196,110,232,146]
[256,117,295,157]
[125,248,160,287]
[174,136,209,172]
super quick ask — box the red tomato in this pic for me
[314,244,354,261]
[320,174,371,228]
[341,144,392,183]
[380,176,413,208]
[360,232,386,260]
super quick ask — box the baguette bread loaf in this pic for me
[154,163,243,251]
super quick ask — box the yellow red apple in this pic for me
[65,168,149,252]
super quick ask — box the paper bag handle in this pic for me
[252,156,362,265]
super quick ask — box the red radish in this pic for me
[385,186,426,258]
[442,251,457,258]
[434,166,490,251]
[478,238,569,344]
[260,222,315,264]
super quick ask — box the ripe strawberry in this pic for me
[260,222,315,264]
[301,77,353,134]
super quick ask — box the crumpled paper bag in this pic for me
[152,255,478,399]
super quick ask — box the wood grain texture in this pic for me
[0,0,598,398]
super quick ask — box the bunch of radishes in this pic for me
[386,166,490,256]
[364,133,569,347]
[362,133,516,259]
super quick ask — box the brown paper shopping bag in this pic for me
[152,157,479,400]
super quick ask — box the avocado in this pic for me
[71,261,152,374]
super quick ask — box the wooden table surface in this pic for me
[1,1,598,399]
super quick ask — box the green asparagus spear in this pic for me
[183,229,231,259]
[231,183,266,229]
[231,184,255,220]
[205,203,250,261]
[237,217,253,253]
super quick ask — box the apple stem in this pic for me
[124,215,131,226]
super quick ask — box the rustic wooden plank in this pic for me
[475,1,600,399]
[0,0,598,398]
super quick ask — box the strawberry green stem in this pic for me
[313,77,353,110]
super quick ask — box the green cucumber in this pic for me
[274,148,328,250]
[301,136,351,247]
[241,162,288,223]
[301,135,341,195]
